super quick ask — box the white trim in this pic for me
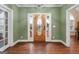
[66,4,78,47]
[16,4,63,7]
[11,39,68,47]
[59,40,69,47]
[0,5,13,11]
[46,40,68,47]
[18,40,33,42]
[10,40,19,47]
[0,44,9,51]
[28,13,51,15]
[10,40,33,47]
[0,5,13,51]
[8,9,13,45]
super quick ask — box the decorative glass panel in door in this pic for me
[30,24,32,37]
[46,15,50,38]
[29,15,33,38]
[0,10,4,48]
[0,7,9,48]
[37,16,42,35]
[5,11,8,45]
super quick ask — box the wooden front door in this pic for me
[34,14,46,42]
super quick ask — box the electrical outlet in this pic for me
[53,36,55,39]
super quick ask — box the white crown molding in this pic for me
[16,4,63,7]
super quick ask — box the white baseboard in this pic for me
[0,40,19,51]
[0,39,70,52]
[56,40,69,47]
[17,39,69,47]
[0,39,69,52]
[9,40,33,47]
[46,40,69,47]
[0,45,9,51]
[10,40,19,47]
[18,40,33,42]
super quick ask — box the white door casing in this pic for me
[28,13,51,41]
[0,5,13,51]
[66,5,78,47]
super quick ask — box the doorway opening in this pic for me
[0,5,13,51]
[28,13,51,42]
[66,5,79,47]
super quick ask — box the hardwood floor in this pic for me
[4,36,79,54]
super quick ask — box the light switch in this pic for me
[53,25,56,28]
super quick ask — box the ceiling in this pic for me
[16,4,63,7]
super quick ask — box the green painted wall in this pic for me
[6,4,20,42]
[5,4,74,43]
[18,7,61,40]
[60,4,74,42]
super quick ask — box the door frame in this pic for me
[28,13,51,42]
[66,4,78,47]
[0,5,13,51]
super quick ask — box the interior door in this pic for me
[0,7,9,48]
[34,14,46,42]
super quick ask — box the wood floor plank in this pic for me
[4,36,79,54]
